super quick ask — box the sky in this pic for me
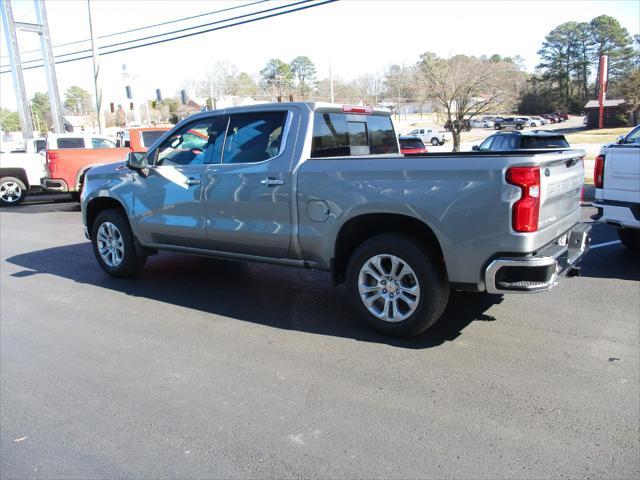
[1,0,638,111]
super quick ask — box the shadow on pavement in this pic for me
[5,242,502,349]
[0,195,79,214]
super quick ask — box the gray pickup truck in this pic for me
[82,102,591,337]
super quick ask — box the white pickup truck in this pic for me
[0,138,47,206]
[593,124,640,249]
[405,127,447,146]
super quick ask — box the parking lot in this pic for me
[1,195,639,478]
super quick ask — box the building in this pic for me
[583,99,627,128]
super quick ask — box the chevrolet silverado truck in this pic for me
[81,103,591,337]
[593,124,640,250]
[43,127,169,200]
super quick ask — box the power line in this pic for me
[0,0,270,59]
[0,0,338,76]
[2,0,315,69]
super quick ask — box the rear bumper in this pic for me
[40,178,68,192]
[593,200,640,229]
[484,223,591,294]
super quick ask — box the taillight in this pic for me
[594,154,605,189]
[342,105,373,114]
[46,151,58,163]
[506,166,540,233]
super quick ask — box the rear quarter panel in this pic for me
[297,152,583,285]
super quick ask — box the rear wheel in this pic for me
[431,138,439,146]
[516,124,524,130]
[91,208,147,277]
[618,228,640,250]
[0,177,27,206]
[346,234,449,337]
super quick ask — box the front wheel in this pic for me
[91,208,147,277]
[346,234,449,337]
[516,124,524,130]
[431,138,440,146]
[618,228,640,250]
[0,177,27,206]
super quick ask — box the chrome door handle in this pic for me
[185,177,201,186]
[260,177,284,187]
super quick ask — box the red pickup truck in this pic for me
[43,127,169,199]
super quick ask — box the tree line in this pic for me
[520,15,639,116]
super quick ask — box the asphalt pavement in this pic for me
[1,195,638,479]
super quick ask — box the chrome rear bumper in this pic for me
[484,223,591,294]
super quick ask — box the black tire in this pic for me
[346,233,449,337]
[618,229,640,250]
[91,208,147,277]
[70,192,81,202]
[495,125,501,130]
[0,176,27,206]
[431,138,439,146]
[516,124,524,130]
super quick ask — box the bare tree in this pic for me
[415,53,522,151]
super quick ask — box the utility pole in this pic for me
[1,0,64,138]
[87,0,103,133]
[1,0,33,140]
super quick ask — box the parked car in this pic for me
[541,114,557,123]
[42,127,170,200]
[470,119,494,128]
[593,124,640,250]
[472,131,570,152]
[399,136,428,154]
[516,116,546,127]
[554,112,570,120]
[494,117,526,130]
[406,126,446,146]
[82,102,591,337]
[0,148,47,206]
[547,114,564,123]
[529,116,548,126]
[46,133,117,150]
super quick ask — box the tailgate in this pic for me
[604,145,640,203]
[538,153,585,230]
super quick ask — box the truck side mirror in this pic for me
[616,135,625,145]
[126,152,147,172]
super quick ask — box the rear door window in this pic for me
[221,111,287,164]
[57,137,85,148]
[91,138,115,149]
[311,112,398,158]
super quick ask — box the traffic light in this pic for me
[289,94,294,102]
[180,89,187,105]
[155,88,162,102]
[109,102,115,113]
[129,102,134,111]
[125,86,132,99]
